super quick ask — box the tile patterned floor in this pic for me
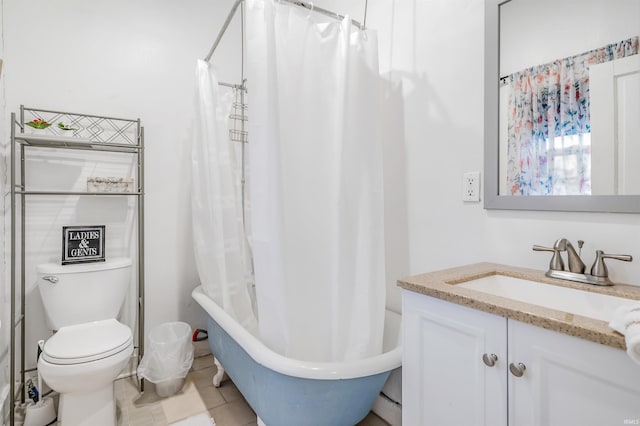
[116,354,390,426]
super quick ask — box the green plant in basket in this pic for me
[25,118,51,129]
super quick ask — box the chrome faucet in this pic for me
[553,238,585,274]
[533,239,632,286]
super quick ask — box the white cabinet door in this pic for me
[403,290,508,426]
[508,320,640,426]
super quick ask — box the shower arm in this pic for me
[204,0,366,63]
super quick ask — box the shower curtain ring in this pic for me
[306,2,314,19]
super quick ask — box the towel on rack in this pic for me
[609,304,640,365]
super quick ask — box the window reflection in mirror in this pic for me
[498,0,640,196]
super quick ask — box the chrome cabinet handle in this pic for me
[482,353,498,367]
[509,362,526,377]
[42,275,58,284]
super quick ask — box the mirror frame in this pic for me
[484,0,640,213]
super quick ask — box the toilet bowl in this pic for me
[36,258,134,425]
[38,319,133,426]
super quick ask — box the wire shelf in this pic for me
[20,107,140,147]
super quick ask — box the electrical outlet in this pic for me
[462,172,481,202]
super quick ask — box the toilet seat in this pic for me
[42,319,132,365]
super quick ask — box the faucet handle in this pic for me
[533,245,564,271]
[590,250,633,278]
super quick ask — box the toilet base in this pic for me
[58,384,117,426]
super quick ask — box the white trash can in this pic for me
[137,322,194,397]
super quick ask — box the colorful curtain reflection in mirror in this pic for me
[504,36,639,196]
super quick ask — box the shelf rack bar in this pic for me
[20,110,27,406]
[138,124,145,392]
[21,106,139,123]
[9,112,16,426]
[13,314,24,328]
[16,191,143,196]
[16,140,141,153]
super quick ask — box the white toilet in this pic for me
[36,257,134,426]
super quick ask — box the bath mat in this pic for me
[169,412,215,426]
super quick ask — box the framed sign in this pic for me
[62,225,105,265]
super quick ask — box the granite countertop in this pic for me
[397,262,640,350]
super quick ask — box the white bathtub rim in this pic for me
[192,286,402,380]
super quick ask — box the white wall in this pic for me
[501,0,640,75]
[379,0,640,285]
[1,0,639,420]
[0,0,406,373]
[0,0,9,419]
[0,0,410,361]
[2,0,244,369]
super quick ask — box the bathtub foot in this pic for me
[213,357,225,388]
[257,416,266,426]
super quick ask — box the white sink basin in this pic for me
[456,274,635,322]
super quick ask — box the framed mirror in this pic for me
[484,0,640,213]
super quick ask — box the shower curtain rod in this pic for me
[204,0,364,63]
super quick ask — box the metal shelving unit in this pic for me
[9,106,145,425]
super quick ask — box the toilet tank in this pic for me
[36,257,133,330]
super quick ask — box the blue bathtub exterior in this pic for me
[206,316,391,426]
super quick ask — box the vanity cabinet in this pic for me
[403,290,640,426]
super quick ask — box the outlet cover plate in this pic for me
[463,172,481,202]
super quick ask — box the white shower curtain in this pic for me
[246,0,385,362]
[191,60,257,332]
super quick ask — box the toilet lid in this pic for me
[42,319,132,365]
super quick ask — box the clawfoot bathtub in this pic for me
[192,286,402,426]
